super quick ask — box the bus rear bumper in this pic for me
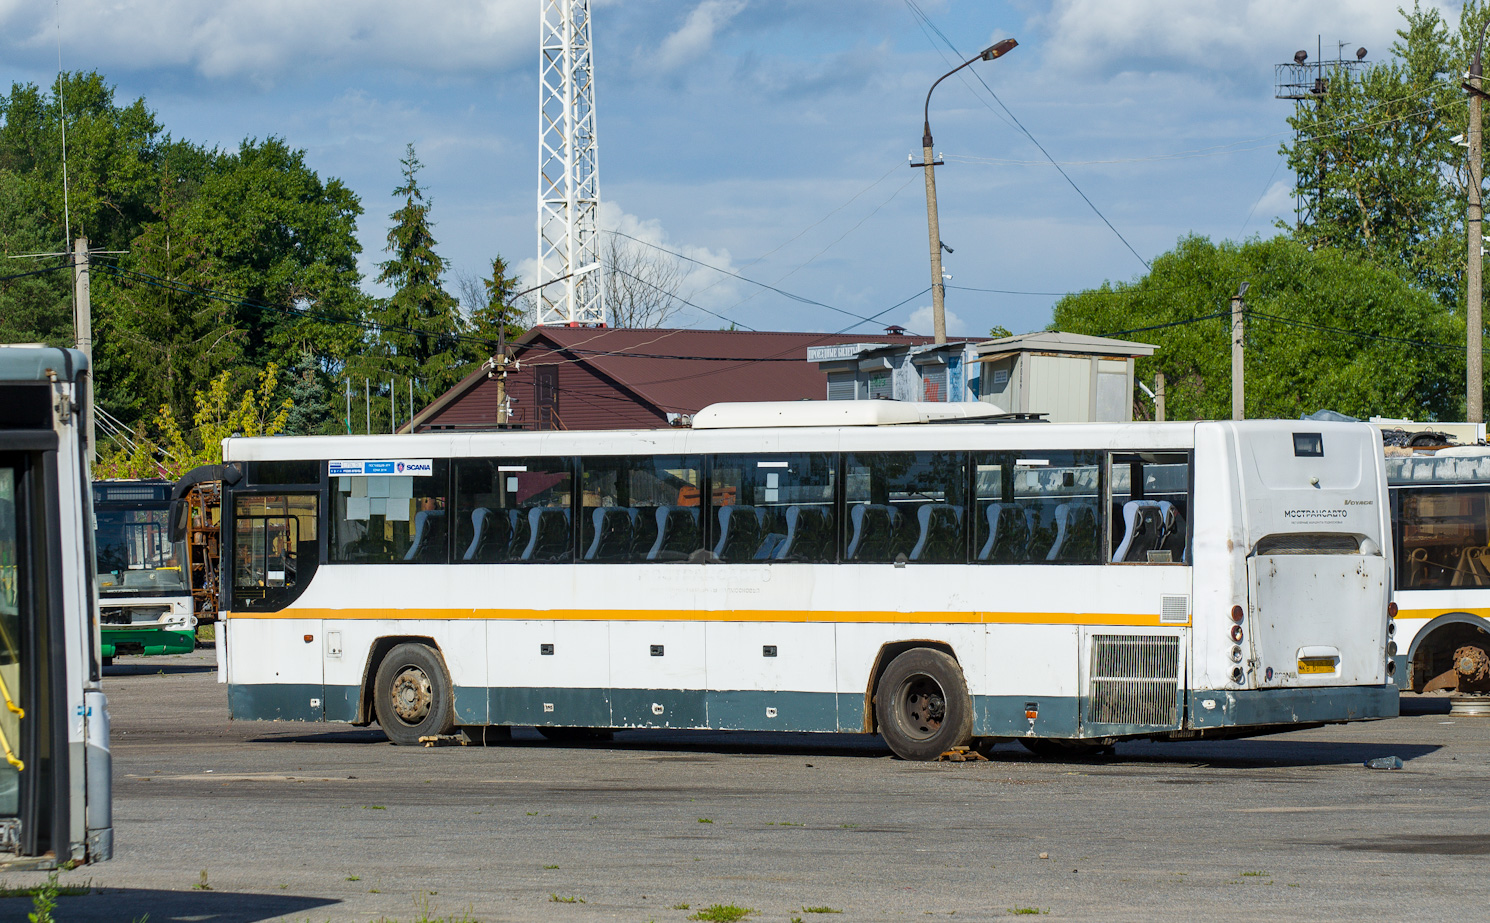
[1187,684,1399,730]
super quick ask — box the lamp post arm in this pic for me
[922,51,984,147]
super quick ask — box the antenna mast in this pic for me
[537,0,605,327]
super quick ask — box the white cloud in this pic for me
[1243,179,1295,233]
[907,304,968,338]
[1037,0,1458,80]
[2,1,535,84]
[653,0,746,73]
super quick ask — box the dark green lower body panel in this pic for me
[101,627,195,658]
[226,683,1400,738]
[1187,684,1398,729]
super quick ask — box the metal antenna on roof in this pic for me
[537,0,606,327]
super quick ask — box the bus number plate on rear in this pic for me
[1298,658,1336,674]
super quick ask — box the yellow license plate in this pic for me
[1298,658,1336,674]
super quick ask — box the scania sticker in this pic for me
[329,459,434,477]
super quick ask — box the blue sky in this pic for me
[0,0,1454,338]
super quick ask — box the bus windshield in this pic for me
[94,506,187,595]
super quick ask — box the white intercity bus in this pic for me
[197,402,1397,760]
[0,345,111,867]
[1385,447,1490,693]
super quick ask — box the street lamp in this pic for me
[917,37,1017,344]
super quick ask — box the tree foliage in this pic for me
[1052,235,1463,421]
[1282,1,1488,308]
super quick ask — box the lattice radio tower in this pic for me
[537,0,605,326]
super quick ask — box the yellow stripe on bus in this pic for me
[1395,608,1490,622]
[226,608,1179,627]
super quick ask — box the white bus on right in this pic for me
[1388,447,1490,694]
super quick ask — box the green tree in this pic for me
[354,144,466,407]
[1282,2,1487,309]
[465,255,526,350]
[0,170,71,345]
[1052,235,1462,420]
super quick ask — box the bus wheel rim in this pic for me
[897,674,946,740]
[391,667,433,724]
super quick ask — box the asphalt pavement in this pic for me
[0,648,1484,922]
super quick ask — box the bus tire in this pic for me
[373,643,456,746]
[875,648,974,761]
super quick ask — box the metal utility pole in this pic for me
[389,379,395,434]
[344,379,352,435]
[1465,25,1490,423]
[408,379,414,433]
[918,38,1018,344]
[1231,283,1249,421]
[538,0,605,326]
[365,379,371,434]
[493,323,511,426]
[72,236,94,461]
[1155,372,1166,423]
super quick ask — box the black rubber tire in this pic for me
[536,726,614,742]
[373,643,456,746]
[1019,738,1114,759]
[874,648,974,761]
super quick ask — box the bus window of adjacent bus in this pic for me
[454,458,574,563]
[976,451,1102,564]
[709,454,836,563]
[845,452,967,563]
[330,462,448,564]
[0,464,21,817]
[1397,486,1490,588]
[580,456,703,562]
[1108,453,1190,564]
[233,494,319,607]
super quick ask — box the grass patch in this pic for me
[0,878,91,899]
[687,905,753,922]
[364,805,387,811]
[697,818,714,824]
[1007,909,1048,916]
[549,894,585,904]
[1241,870,1269,877]
[543,865,559,870]
[346,875,361,882]
[671,904,691,910]
[193,870,212,891]
[802,907,842,914]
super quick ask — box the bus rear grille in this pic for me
[1087,635,1180,727]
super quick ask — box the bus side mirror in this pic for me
[168,497,189,544]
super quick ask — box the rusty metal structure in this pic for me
[182,481,222,624]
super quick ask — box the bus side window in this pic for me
[708,453,837,563]
[1108,453,1189,564]
[580,456,703,563]
[453,457,574,564]
[1005,451,1103,564]
[330,463,448,564]
[844,452,967,564]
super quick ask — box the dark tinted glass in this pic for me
[579,456,703,562]
[844,452,966,563]
[974,450,1102,564]
[1108,453,1189,564]
[709,453,836,563]
[330,461,449,564]
[453,458,574,563]
[1397,486,1490,589]
[248,460,320,485]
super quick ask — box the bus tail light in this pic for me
[1387,659,1397,677]
[1388,602,1398,619]
[1230,605,1245,623]
[1230,646,1243,663]
[1229,624,1244,643]
[1230,666,1245,684]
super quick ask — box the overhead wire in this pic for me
[902,0,1152,271]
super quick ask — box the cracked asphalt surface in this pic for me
[0,649,1483,922]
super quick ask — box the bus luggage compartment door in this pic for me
[1246,553,1385,687]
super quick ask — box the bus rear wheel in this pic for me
[875,648,974,761]
[373,643,456,746]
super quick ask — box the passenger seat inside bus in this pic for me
[909,503,965,563]
[846,503,902,561]
[1047,503,1099,562]
[647,506,701,561]
[585,506,637,561]
[521,507,571,561]
[775,505,830,561]
[1112,499,1169,563]
[404,510,447,563]
[713,505,761,562]
[977,503,1036,563]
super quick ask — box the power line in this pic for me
[902,0,1152,271]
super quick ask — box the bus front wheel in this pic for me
[875,648,974,761]
[373,643,456,746]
